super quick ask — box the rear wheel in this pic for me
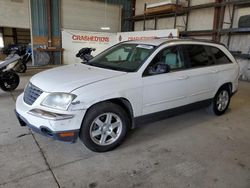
[14,61,27,73]
[209,86,231,116]
[0,71,20,91]
[80,102,130,152]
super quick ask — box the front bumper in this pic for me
[15,93,86,143]
[15,110,79,142]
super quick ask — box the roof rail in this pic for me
[155,36,226,47]
[178,38,226,47]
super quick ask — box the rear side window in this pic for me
[208,46,232,65]
[184,45,213,68]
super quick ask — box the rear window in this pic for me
[184,45,213,68]
[207,46,232,65]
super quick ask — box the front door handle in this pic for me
[178,75,189,80]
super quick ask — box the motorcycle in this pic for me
[14,45,32,73]
[76,47,96,62]
[3,45,31,73]
[0,58,20,91]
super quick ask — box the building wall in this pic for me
[134,0,250,32]
[222,6,250,53]
[61,0,122,33]
[134,16,186,31]
[223,6,250,29]
[187,8,214,31]
[190,0,214,6]
[0,0,30,28]
[105,0,133,31]
[134,0,250,54]
[135,0,169,15]
[134,0,215,31]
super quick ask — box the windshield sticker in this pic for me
[136,45,154,50]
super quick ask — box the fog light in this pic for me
[28,109,74,120]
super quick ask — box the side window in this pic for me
[144,46,185,76]
[208,46,232,65]
[161,47,185,70]
[185,45,213,68]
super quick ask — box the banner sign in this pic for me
[62,29,179,64]
[62,29,117,64]
[117,29,179,42]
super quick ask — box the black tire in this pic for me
[0,71,20,91]
[80,102,130,152]
[208,86,231,116]
[14,62,27,73]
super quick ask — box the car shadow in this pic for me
[121,108,216,149]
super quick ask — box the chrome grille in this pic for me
[23,83,43,105]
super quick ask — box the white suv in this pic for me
[15,39,239,152]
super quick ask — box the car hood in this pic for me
[30,64,126,92]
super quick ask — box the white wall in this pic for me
[134,0,214,31]
[223,6,250,29]
[134,16,187,31]
[220,34,250,54]
[135,0,177,15]
[0,0,30,28]
[237,58,250,81]
[61,0,122,33]
[134,0,250,33]
[187,8,214,31]
[135,0,214,15]
[221,6,250,53]
[190,0,214,6]
[134,0,250,52]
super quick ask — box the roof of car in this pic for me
[124,38,225,47]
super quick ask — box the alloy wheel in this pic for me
[89,113,123,146]
[216,90,229,111]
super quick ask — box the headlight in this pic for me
[41,93,76,111]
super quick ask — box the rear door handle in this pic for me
[178,75,189,80]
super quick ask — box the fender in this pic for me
[70,94,136,128]
[70,92,134,111]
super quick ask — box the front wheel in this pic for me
[80,102,130,152]
[0,71,20,91]
[209,86,231,116]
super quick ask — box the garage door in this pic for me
[61,0,122,33]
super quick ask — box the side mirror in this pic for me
[148,63,171,75]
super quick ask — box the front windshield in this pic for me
[88,43,156,72]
